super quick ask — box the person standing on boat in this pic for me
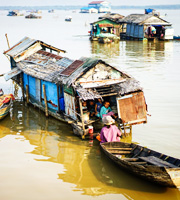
[100,116,121,143]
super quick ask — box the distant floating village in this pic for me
[89,7,174,43]
[6,1,178,42]
[80,1,111,13]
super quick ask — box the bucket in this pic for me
[88,126,93,134]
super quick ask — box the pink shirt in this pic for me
[100,125,121,143]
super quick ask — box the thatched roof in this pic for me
[118,14,171,26]
[98,13,124,21]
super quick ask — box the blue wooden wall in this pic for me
[23,73,64,112]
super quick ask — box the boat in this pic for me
[100,141,180,188]
[25,14,42,19]
[173,35,180,40]
[0,91,14,120]
[65,16,72,22]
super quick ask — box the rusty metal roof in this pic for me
[60,60,84,76]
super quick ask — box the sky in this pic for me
[0,0,180,6]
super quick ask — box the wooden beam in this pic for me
[43,84,48,117]
[5,33,10,48]
[79,98,85,137]
[26,85,29,104]
[20,76,25,100]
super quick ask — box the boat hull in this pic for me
[100,142,180,188]
[0,100,12,120]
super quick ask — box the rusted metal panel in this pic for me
[116,91,147,125]
[24,50,62,66]
[64,92,77,120]
[60,60,84,76]
[4,67,22,81]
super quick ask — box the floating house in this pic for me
[80,7,98,13]
[119,14,173,41]
[80,1,111,13]
[4,37,147,138]
[90,18,121,43]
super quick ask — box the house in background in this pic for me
[80,7,98,13]
[118,14,173,41]
[80,1,111,13]
[90,18,121,43]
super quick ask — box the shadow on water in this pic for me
[1,101,180,199]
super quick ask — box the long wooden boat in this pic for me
[100,141,180,188]
[0,98,12,120]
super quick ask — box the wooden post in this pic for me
[26,85,29,104]
[57,85,60,113]
[5,33,10,48]
[20,76,25,100]
[79,98,85,138]
[43,84,48,117]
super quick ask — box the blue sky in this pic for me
[0,0,180,6]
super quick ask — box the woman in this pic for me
[100,101,116,119]
[100,116,121,143]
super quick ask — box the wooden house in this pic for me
[4,37,147,138]
[90,18,121,42]
[119,14,173,41]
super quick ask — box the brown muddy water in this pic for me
[0,9,180,200]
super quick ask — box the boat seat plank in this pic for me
[109,150,131,154]
[107,148,132,151]
[122,158,139,161]
[139,156,179,168]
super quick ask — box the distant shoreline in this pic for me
[0,4,180,10]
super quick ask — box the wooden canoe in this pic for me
[100,141,180,188]
[0,99,12,120]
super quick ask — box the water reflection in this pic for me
[90,40,174,66]
[0,101,180,199]
[90,41,120,58]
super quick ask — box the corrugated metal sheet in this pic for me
[4,67,22,81]
[56,57,74,68]
[60,60,84,76]
[4,37,66,61]
[4,37,37,57]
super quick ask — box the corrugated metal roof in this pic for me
[4,37,37,57]
[60,60,84,76]
[4,36,66,59]
[56,57,74,68]
[89,1,104,4]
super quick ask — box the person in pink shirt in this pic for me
[100,116,122,143]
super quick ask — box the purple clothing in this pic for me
[100,125,121,143]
